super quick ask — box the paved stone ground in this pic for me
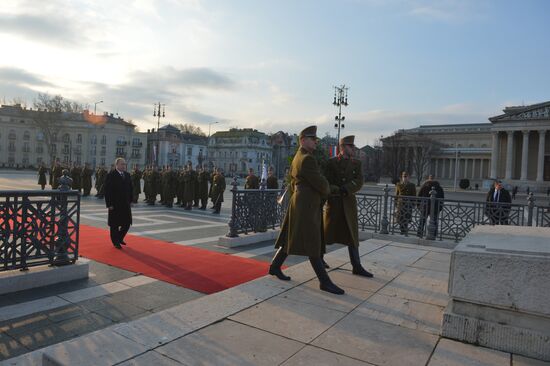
[3,240,549,365]
[2,172,549,365]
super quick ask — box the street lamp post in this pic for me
[94,100,103,115]
[153,102,166,167]
[333,85,349,154]
[453,142,461,192]
[208,121,219,138]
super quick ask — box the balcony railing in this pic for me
[132,141,143,147]
[226,182,548,242]
[0,189,81,271]
[116,141,128,146]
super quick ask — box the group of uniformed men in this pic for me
[39,160,239,214]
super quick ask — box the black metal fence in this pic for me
[227,182,549,242]
[0,190,80,271]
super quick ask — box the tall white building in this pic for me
[0,104,146,169]
[146,124,208,168]
[208,128,272,176]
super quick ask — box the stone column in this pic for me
[537,130,546,182]
[435,159,439,177]
[490,132,499,178]
[480,159,485,179]
[520,130,530,181]
[505,131,514,180]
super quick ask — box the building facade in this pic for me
[382,101,550,190]
[208,128,272,176]
[146,124,208,168]
[270,131,298,178]
[0,104,146,169]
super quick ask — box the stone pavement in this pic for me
[3,239,548,366]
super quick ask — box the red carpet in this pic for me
[78,225,271,294]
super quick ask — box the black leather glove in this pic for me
[340,185,348,196]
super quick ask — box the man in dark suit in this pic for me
[485,180,512,225]
[105,158,133,249]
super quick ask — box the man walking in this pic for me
[269,125,345,295]
[37,162,47,190]
[211,168,225,214]
[81,163,93,196]
[104,158,133,249]
[324,135,373,278]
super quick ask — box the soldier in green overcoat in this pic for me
[38,163,47,190]
[323,136,372,278]
[197,166,210,209]
[176,167,184,205]
[162,166,177,208]
[183,163,196,210]
[130,164,142,203]
[51,160,63,189]
[266,167,278,189]
[270,125,345,295]
[70,163,82,192]
[210,168,225,214]
[81,163,93,196]
[244,168,260,189]
[96,166,108,198]
[395,171,417,234]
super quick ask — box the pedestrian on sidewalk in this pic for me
[512,185,518,200]
[104,158,133,249]
[395,171,416,234]
[269,125,345,295]
[416,175,444,238]
[323,135,373,278]
[485,180,511,225]
[37,162,47,190]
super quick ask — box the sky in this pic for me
[1,0,549,147]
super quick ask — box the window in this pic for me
[63,155,69,164]
[8,130,16,139]
[51,144,57,153]
[91,146,97,155]
[132,148,140,157]
[8,141,16,152]
[52,133,57,142]
[62,133,70,143]
[23,131,30,140]
[77,134,82,144]
[101,158,105,166]
[22,157,29,165]
[23,142,30,153]
[116,147,125,156]
[36,131,44,141]
[63,144,70,154]
[36,157,43,164]
[101,146,106,155]
[91,135,97,145]
[101,135,106,145]
[36,144,44,154]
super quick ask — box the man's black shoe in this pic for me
[352,267,373,278]
[120,241,127,245]
[113,243,122,249]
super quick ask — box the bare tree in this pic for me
[409,133,441,186]
[382,132,410,183]
[174,123,206,136]
[32,93,84,163]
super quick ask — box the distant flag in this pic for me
[328,145,337,157]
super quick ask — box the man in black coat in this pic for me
[104,158,133,249]
[485,180,512,225]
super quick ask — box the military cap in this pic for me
[299,125,317,139]
[339,135,355,146]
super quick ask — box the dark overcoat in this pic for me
[245,174,259,189]
[211,173,225,203]
[323,156,363,247]
[38,166,47,186]
[266,176,278,189]
[81,167,93,191]
[104,170,133,228]
[275,147,330,257]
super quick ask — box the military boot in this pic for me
[349,246,373,277]
[268,247,291,281]
[309,257,345,295]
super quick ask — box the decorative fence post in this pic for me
[380,184,389,234]
[226,176,239,238]
[257,179,268,232]
[54,170,73,266]
[527,192,535,227]
[426,186,437,240]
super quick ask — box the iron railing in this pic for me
[227,184,549,242]
[0,175,80,272]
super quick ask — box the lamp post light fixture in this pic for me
[153,102,166,167]
[333,85,349,154]
[94,100,103,115]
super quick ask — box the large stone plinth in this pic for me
[441,226,550,361]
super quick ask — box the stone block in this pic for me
[0,260,89,296]
[443,226,550,361]
[448,226,550,315]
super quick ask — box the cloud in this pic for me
[0,67,53,87]
[0,13,85,46]
[407,0,485,23]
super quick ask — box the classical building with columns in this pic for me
[384,101,550,191]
